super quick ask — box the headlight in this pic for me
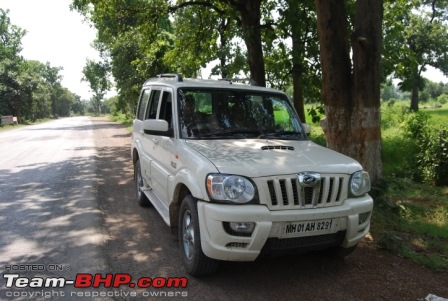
[350,170,371,196]
[206,174,256,204]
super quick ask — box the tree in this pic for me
[166,2,244,78]
[270,0,321,122]
[0,9,26,120]
[315,0,383,184]
[82,59,110,115]
[71,94,86,116]
[226,0,266,86]
[1,9,78,121]
[383,0,448,111]
[72,0,173,113]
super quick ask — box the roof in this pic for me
[142,73,285,94]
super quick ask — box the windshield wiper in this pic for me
[201,128,262,138]
[259,130,303,140]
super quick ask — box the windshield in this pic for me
[178,88,305,140]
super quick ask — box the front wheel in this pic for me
[179,195,219,276]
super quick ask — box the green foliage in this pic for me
[383,0,448,109]
[82,59,111,115]
[0,10,78,121]
[382,134,418,178]
[436,94,448,105]
[417,128,448,186]
[381,101,409,130]
[71,0,325,116]
[387,105,448,186]
[306,105,325,123]
[400,111,429,139]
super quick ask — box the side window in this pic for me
[137,89,150,120]
[146,90,161,119]
[159,91,173,128]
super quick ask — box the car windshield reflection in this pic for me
[178,89,305,140]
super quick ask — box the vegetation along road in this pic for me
[0,117,447,301]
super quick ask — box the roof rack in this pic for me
[156,73,183,82]
[218,78,259,86]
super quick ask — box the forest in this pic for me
[0,9,86,121]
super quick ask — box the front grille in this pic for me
[263,231,346,253]
[226,242,248,248]
[265,174,347,210]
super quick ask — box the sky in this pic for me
[0,0,446,101]
[0,0,99,100]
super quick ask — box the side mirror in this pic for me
[143,119,173,137]
[302,123,311,135]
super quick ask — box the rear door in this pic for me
[140,88,161,185]
[141,88,175,204]
[134,88,151,179]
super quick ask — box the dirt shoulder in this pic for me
[92,116,448,301]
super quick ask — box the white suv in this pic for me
[131,73,373,275]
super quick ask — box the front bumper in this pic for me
[197,195,373,261]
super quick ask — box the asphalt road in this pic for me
[0,117,447,301]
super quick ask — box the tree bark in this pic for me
[232,0,266,87]
[410,78,420,111]
[292,62,306,123]
[288,0,307,123]
[315,0,383,184]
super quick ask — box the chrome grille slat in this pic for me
[263,174,347,210]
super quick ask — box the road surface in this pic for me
[0,117,447,300]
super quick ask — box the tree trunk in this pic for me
[289,0,307,123]
[315,0,383,184]
[410,78,420,111]
[235,0,266,87]
[292,62,306,123]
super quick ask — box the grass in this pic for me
[422,106,448,125]
[371,180,448,271]
[0,118,52,132]
[108,112,134,131]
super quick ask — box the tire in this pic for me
[134,159,150,207]
[179,195,219,276]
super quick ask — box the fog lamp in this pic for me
[358,212,371,225]
[229,222,255,234]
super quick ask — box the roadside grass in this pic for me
[0,118,52,132]
[371,179,448,271]
[108,112,133,131]
[0,124,24,131]
[306,102,448,271]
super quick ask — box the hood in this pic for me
[185,139,362,177]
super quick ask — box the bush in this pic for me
[436,94,448,105]
[400,111,429,140]
[401,112,448,186]
[381,102,408,130]
[417,128,448,186]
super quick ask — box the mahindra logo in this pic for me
[298,172,321,187]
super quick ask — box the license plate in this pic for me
[282,219,338,237]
